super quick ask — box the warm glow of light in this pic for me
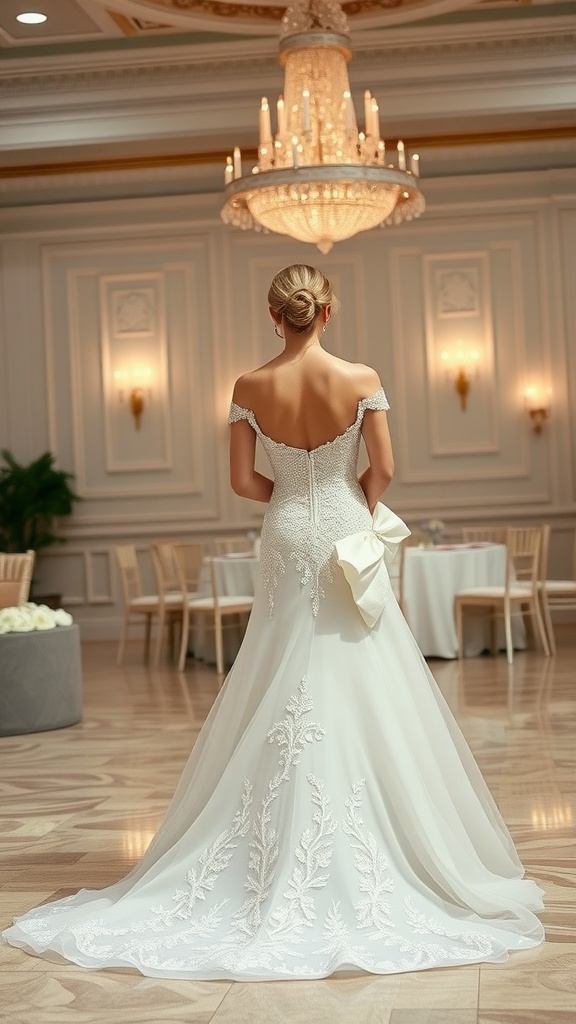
[16,12,47,24]
[122,829,156,860]
[523,384,552,433]
[221,1,425,251]
[531,804,573,831]
[523,385,552,412]
[440,344,481,375]
[439,344,481,412]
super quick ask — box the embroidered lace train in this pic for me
[2,388,544,980]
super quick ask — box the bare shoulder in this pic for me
[232,369,265,407]
[351,362,382,394]
[328,356,381,396]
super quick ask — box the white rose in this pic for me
[31,604,56,631]
[0,609,15,634]
[15,607,36,632]
[53,608,73,626]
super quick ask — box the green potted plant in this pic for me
[0,450,80,603]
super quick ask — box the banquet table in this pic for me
[402,543,526,659]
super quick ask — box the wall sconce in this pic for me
[524,385,552,434]
[440,345,480,411]
[113,367,153,430]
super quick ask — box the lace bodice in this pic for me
[229,389,390,615]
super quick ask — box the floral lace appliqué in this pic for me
[229,391,390,618]
[232,679,326,937]
[14,669,505,977]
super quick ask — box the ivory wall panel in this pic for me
[385,212,554,512]
[42,235,219,525]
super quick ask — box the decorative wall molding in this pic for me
[85,550,115,605]
[43,239,213,504]
[1,20,575,96]
[423,249,497,457]
[100,271,173,474]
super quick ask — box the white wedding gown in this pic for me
[3,389,544,980]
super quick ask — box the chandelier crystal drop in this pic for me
[221,0,425,254]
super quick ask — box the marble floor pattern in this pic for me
[1,628,575,1024]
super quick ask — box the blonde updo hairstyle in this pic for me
[268,264,334,335]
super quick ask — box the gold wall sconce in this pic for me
[524,385,552,434]
[440,346,480,411]
[113,367,153,430]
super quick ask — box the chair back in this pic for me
[539,524,551,584]
[463,526,507,544]
[210,535,253,556]
[172,543,205,597]
[151,540,180,592]
[0,550,35,607]
[114,545,143,606]
[506,527,541,592]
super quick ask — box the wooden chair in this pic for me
[173,543,254,675]
[0,550,35,607]
[535,524,556,656]
[455,526,550,664]
[397,534,423,616]
[539,526,576,654]
[462,526,507,544]
[149,543,186,667]
[210,535,253,556]
[114,544,180,667]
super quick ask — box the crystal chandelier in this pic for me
[221,0,425,254]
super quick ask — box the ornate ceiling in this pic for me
[88,0,492,34]
[0,0,574,203]
[0,0,562,44]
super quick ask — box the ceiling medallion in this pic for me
[221,0,424,253]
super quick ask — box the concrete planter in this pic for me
[0,624,82,736]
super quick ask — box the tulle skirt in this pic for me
[2,566,544,979]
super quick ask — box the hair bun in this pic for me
[267,264,334,334]
[284,289,318,331]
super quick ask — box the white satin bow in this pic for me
[334,503,411,627]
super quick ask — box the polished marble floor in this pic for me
[1,628,575,1024]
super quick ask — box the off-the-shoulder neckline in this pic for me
[230,388,388,455]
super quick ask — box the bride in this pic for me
[3,264,544,980]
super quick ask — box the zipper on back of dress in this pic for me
[307,451,318,533]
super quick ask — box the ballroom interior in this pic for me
[0,0,575,1020]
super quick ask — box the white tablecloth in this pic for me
[402,544,525,658]
[211,555,260,598]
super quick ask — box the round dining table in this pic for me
[402,543,526,658]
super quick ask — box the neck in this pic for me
[281,323,322,356]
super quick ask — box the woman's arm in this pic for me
[229,418,274,503]
[359,409,394,513]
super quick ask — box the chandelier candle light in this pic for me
[221,0,425,254]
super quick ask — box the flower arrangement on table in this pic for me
[419,519,446,546]
[0,603,73,635]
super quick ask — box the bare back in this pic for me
[233,347,381,451]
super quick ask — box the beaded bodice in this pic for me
[229,388,390,616]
